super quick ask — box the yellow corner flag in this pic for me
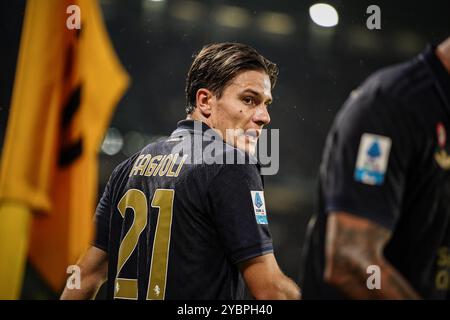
[0,0,129,298]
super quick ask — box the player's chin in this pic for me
[236,137,257,155]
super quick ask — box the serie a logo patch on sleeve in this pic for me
[354,133,392,186]
[250,191,268,224]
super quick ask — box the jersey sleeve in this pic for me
[93,169,116,252]
[321,88,414,230]
[207,163,273,264]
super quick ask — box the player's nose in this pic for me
[253,105,271,127]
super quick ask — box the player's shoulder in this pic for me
[211,148,261,183]
[352,54,432,108]
[190,143,261,187]
[366,55,432,102]
[109,151,142,182]
[338,54,431,125]
[212,142,258,169]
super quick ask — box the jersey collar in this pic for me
[172,119,261,168]
[174,119,215,135]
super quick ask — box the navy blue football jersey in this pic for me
[302,46,450,299]
[94,120,273,299]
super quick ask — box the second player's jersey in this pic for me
[302,46,450,299]
[94,120,273,300]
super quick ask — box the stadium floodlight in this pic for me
[309,3,339,27]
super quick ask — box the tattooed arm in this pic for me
[324,212,420,299]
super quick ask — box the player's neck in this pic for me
[436,39,450,75]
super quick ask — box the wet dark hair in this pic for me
[185,42,278,114]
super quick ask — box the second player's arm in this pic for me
[324,211,420,299]
[239,253,301,300]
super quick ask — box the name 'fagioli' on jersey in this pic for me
[129,153,189,177]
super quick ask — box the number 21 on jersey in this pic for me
[114,188,174,300]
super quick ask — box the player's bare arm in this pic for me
[324,212,420,299]
[60,246,108,300]
[239,253,301,300]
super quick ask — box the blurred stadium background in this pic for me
[0,0,449,299]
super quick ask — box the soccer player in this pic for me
[61,43,301,300]
[301,37,450,299]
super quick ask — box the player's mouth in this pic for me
[244,129,260,142]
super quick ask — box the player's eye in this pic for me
[243,96,255,105]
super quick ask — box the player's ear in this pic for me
[195,88,213,118]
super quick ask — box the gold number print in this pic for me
[115,189,148,299]
[114,188,174,300]
[147,189,174,300]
